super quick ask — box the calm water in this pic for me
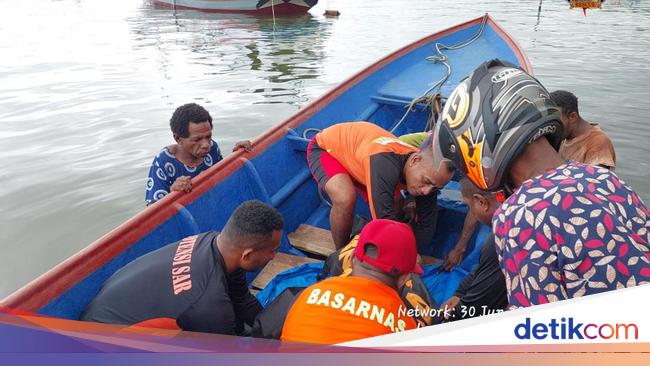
[1,0,649,298]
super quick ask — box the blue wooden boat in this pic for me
[1,15,531,320]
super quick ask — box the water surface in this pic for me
[1,0,649,298]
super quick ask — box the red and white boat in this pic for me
[154,0,319,15]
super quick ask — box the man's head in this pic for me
[404,134,455,196]
[459,178,498,226]
[170,103,214,160]
[433,59,563,192]
[549,90,580,139]
[220,200,284,271]
[351,219,423,288]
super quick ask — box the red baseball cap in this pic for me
[354,219,423,275]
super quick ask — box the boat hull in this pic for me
[2,15,531,319]
[153,0,317,15]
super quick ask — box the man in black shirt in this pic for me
[81,200,283,335]
[440,178,508,321]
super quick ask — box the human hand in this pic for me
[171,176,192,193]
[440,296,460,320]
[403,201,417,222]
[442,245,465,271]
[233,140,253,152]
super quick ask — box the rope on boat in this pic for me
[302,128,321,140]
[390,14,489,134]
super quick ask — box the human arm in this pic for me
[442,211,479,271]
[227,269,263,328]
[367,154,403,220]
[145,157,171,205]
[413,192,438,253]
[451,235,508,318]
[170,176,192,193]
[440,296,460,321]
[584,134,616,170]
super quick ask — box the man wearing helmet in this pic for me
[433,59,650,308]
[307,122,455,251]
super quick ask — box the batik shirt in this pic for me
[493,161,650,308]
[145,141,222,204]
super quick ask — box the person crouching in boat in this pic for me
[398,131,481,271]
[81,200,282,335]
[281,219,420,344]
[438,178,507,321]
[145,103,252,205]
[306,121,455,252]
[432,59,650,308]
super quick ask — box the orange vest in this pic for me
[315,122,417,218]
[281,276,417,344]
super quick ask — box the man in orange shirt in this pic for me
[307,122,455,250]
[281,219,421,344]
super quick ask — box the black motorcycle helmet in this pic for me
[432,59,563,193]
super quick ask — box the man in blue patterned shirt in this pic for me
[145,103,252,205]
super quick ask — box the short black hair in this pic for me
[420,133,455,174]
[549,90,579,117]
[222,200,284,247]
[170,103,213,138]
[459,177,488,199]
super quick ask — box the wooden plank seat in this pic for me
[251,252,320,290]
[288,224,337,257]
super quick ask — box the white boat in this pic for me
[154,0,319,15]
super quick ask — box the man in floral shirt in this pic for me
[493,161,650,306]
[431,59,650,307]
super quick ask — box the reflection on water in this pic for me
[128,8,330,104]
[1,0,649,298]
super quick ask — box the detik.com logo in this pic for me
[514,317,638,340]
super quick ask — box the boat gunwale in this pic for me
[152,0,315,15]
[1,14,531,312]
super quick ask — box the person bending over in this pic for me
[82,200,283,335]
[281,219,421,344]
[432,60,650,308]
[307,122,455,251]
[439,178,507,320]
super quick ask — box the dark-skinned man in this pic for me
[439,178,507,321]
[550,90,616,170]
[82,200,283,335]
[146,103,252,205]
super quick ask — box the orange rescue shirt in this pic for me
[315,122,417,219]
[281,276,417,344]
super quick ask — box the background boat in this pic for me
[153,0,319,15]
[1,14,531,320]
